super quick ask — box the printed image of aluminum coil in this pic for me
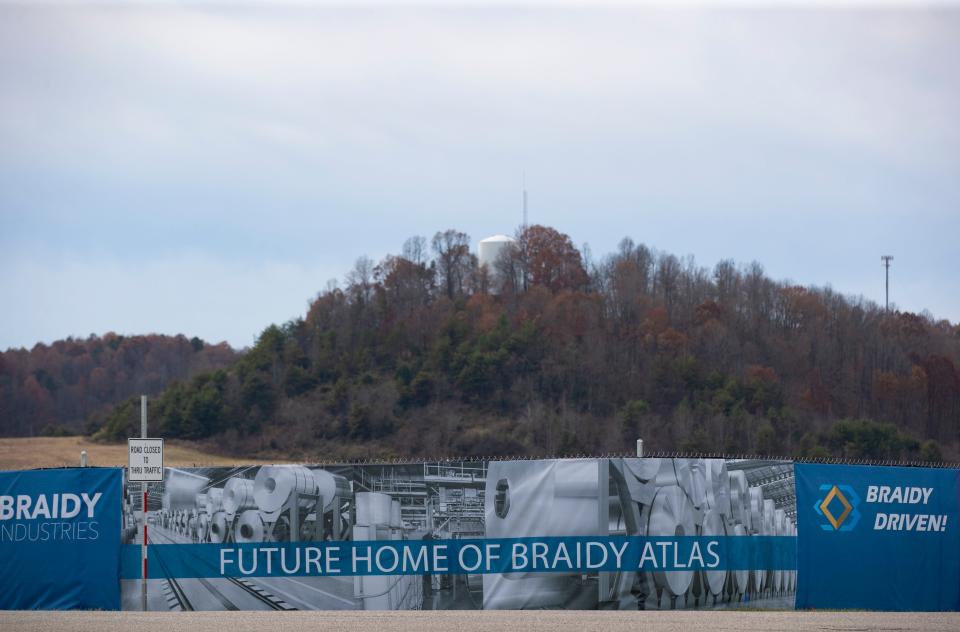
[235,509,266,543]
[704,460,731,517]
[222,477,256,520]
[730,523,749,595]
[761,499,775,592]
[790,523,798,592]
[483,459,602,610]
[680,459,708,510]
[198,513,210,542]
[624,458,662,483]
[205,487,224,516]
[209,510,228,543]
[485,459,601,540]
[728,471,750,530]
[311,469,352,512]
[762,500,775,536]
[254,465,319,521]
[699,507,727,596]
[748,487,764,535]
[773,508,786,592]
[645,484,696,598]
[748,487,765,592]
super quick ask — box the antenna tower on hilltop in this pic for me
[881,255,894,311]
[522,172,528,229]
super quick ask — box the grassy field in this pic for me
[0,436,285,470]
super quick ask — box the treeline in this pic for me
[90,225,960,462]
[0,333,237,436]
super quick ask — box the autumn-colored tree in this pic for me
[514,225,589,293]
[10,223,959,463]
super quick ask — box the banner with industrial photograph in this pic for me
[0,467,123,610]
[118,458,798,611]
[795,463,960,611]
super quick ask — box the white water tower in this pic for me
[478,234,515,273]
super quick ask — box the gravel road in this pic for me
[2,611,958,632]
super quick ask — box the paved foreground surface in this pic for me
[2,611,958,632]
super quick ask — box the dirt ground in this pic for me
[0,436,284,470]
[1,611,958,632]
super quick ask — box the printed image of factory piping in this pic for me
[120,458,795,610]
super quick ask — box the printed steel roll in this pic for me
[311,469,352,512]
[699,507,727,596]
[624,457,662,483]
[205,487,223,516]
[762,500,776,536]
[790,523,797,592]
[773,508,786,592]
[483,459,602,609]
[728,471,750,530]
[682,460,708,510]
[222,477,256,520]
[748,487,765,535]
[748,487,765,592]
[198,513,210,542]
[195,493,208,513]
[645,484,696,598]
[784,518,796,593]
[254,466,352,521]
[235,509,266,543]
[730,523,749,595]
[762,499,776,592]
[254,465,317,521]
[656,460,704,508]
[704,460,731,517]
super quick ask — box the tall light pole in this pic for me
[881,255,894,312]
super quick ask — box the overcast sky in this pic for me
[1,2,958,351]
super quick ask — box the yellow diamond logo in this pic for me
[819,485,853,530]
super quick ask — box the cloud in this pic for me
[0,4,957,347]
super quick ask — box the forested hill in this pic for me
[91,225,960,462]
[0,334,237,436]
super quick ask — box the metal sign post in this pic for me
[128,395,163,612]
[141,396,146,613]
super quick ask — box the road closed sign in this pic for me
[128,438,163,482]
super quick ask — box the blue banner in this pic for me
[0,468,122,610]
[122,535,796,579]
[795,463,960,611]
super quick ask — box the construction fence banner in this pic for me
[795,462,960,611]
[0,467,123,610]
[11,458,958,611]
[118,458,799,611]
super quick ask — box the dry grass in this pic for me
[0,436,286,470]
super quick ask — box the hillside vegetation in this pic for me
[0,334,237,437]
[83,226,960,462]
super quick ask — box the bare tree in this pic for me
[432,229,474,299]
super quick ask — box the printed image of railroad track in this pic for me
[121,522,360,611]
[147,527,296,611]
